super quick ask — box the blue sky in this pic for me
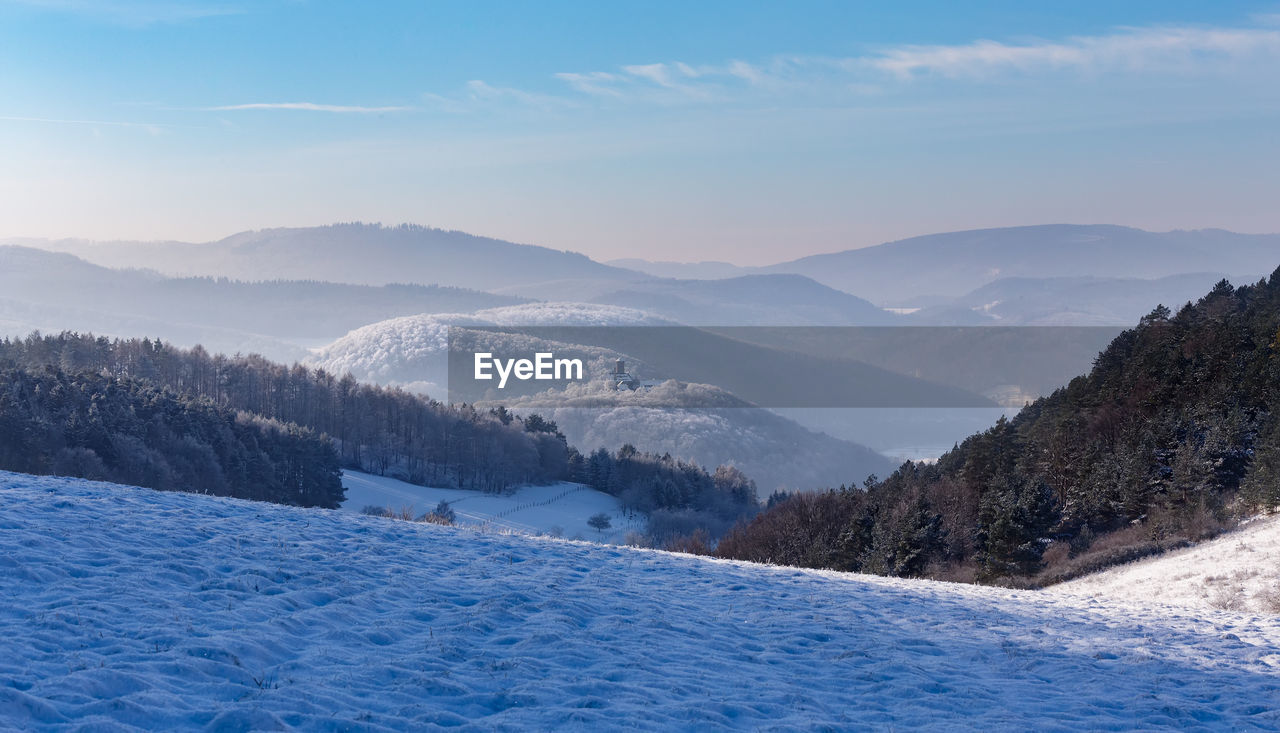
[1,1,1277,264]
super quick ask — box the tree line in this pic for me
[578,445,759,543]
[1,333,570,492]
[0,366,343,507]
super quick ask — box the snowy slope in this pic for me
[3,472,1280,730]
[1048,514,1280,615]
[341,470,640,542]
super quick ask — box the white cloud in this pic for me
[554,72,624,97]
[674,62,701,78]
[871,26,1280,78]
[725,60,766,86]
[207,102,410,113]
[622,63,677,87]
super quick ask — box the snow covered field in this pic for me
[1049,514,1280,615]
[340,470,639,543]
[3,472,1279,730]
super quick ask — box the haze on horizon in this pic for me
[2,0,1278,265]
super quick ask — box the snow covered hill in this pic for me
[340,470,640,543]
[3,472,1279,730]
[305,304,669,394]
[1048,514,1280,615]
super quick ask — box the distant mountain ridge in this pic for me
[12,222,1280,318]
[761,225,1280,304]
[0,245,528,360]
[608,225,1280,306]
[12,223,648,293]
[8,226,904,326]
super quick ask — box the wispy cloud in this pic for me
[871,26,1280,78]
[553,72,625,98]
[422,81,582,115]
[206,102,411,114]
[463,81,575,110]
[442,19,1280,111]
[622,63,679,88]
[552,63,731,103]
[0,114,172,134]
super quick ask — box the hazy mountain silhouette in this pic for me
[0,246,528,358]
[16,222,1280,322]
[910,272,1253,325]
[586,274,897,325]
[609,225,1280,306]
[760,225,1280,305]
[11,226,897,325]
[11,223,647,293]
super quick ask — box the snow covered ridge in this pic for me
[1048,514,1280,615]
[3,473,1280,731]
[305,303,670,392]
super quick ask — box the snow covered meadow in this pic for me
[1050,514,1280,615]
[2,471,1279,730]
[340,470,641,543]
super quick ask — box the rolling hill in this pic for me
[309,306,991,408]
[0,245,528,359]
[308,306,906,492]
[910,272,1253,325]
[305,305,673,397]
[3,471,1277,730]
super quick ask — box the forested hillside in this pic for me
[0,333,760,537]
[0,334,570,492]
[0,367,343,507]
[716,272,1280,585]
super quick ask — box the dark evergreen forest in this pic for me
[0,367,343,507]
[0,334,570,491]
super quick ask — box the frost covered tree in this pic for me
[588,512,612,534]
